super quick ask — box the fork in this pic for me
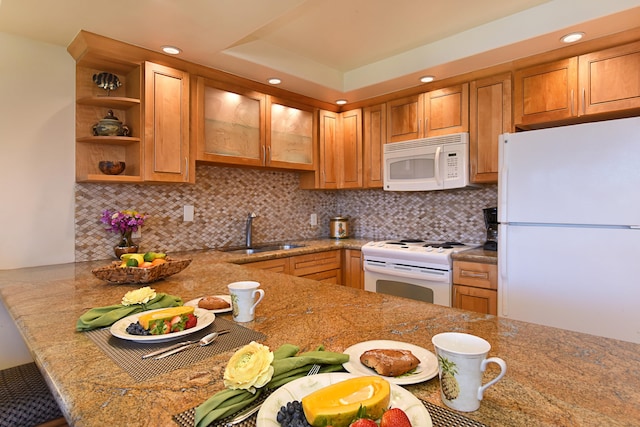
[225,364,322,426]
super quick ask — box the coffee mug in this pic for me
[432,332,506,412]
[227,281,265,322]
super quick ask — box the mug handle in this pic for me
[477,357,507,400]
[249,289,265,315]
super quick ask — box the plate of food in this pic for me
[342,339,438,385]
[184,295,232,314]
[256,372,432,427]
[110,307,214,343]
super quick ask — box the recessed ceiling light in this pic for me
[420,75,435,83]
[268,78,282,85]
[335,99,348,105]
[561,32,584,43]
[161,46,181,55]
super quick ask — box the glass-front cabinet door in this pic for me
[196,78,265,167]
[266,96,316,171]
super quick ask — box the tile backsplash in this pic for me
[75,165,497,261]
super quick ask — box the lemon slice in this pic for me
[338,384,375,405]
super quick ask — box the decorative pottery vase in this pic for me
[93,110,130,136]
[113,231,139,258]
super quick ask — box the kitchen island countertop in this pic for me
[0,243,638,427]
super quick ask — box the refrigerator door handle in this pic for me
[498,224,508,316]
[498,134,508,223]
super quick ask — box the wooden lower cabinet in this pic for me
[245,250,342,284]
[244,258,289,274]
[452,261,497,315]
[342,249,364,289]
[290,250,341,284]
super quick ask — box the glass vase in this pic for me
[113,230,139,258]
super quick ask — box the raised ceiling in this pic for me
[1,0,640,103]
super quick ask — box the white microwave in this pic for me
[383,132,471,191]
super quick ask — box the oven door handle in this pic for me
[364,260,449,282]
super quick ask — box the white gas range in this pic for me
[361,239,473,307]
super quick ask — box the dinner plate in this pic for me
[184,295,232,314]
[110,307,214,343]
[256,372,432,427]
[342,340,438,385]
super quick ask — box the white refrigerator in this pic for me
[498,116,640,344]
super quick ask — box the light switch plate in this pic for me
[310,213,317,226]
[183,205,194,222]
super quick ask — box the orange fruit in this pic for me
[139,261,154,268]
[151,258,167,266]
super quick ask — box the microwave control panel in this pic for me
[446,152,460,179]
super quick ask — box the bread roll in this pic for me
[198,296,230,310]
[360,349,420,377]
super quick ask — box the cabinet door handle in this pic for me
[267,146,271,164]
[461,270,488,279]
[185,157,189,181]
[570,89,574,116]
[582,88,586,113]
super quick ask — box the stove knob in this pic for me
[425,246,433,251]
[437,247,444,253]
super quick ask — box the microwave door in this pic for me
[384,147,440,191]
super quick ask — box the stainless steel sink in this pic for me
[221,244,305,255]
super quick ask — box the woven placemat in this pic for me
[85,317,266,382]
[172,398,488,427]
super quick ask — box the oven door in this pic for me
[363,259,452,307]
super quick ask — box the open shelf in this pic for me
[77,96,140,108]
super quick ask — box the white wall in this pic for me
[0,32,75,269]
[0,32,75,368]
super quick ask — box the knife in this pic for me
[141,330,229,359]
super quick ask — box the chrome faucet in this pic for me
[245,212,257,248]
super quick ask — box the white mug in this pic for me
[432,332,507,412]
[227,281,265,322]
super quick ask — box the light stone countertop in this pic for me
[0,239,638,426]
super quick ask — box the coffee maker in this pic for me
[483,207,498,251]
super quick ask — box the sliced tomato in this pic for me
[185,313,197,329]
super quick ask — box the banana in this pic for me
[143,251,167,262]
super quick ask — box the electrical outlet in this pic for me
[310,213,317,226]
[132,229,141,239]
[183,205,194,222]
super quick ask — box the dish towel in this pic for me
[76,293,183,331]
[194,344,349,427]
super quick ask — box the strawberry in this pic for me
[380,408,412,427]
[350,419,377,427]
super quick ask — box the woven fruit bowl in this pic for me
[92,258,192,284]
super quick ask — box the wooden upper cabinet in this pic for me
[363,104,385,189]
[195,80,315,171]
[317,110,339,188]
[340,108,363,189]
[386,94,422,142]
[423,83,469,136]
[143,62,192,183]
[578,40,640,116]
[304,109,362,189]
[514,57,578,127]
[469,74,511,184]
[386,84,469,142]
[267,96,316,171]
[196,78,265,167]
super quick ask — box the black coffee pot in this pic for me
[483,207,498,251]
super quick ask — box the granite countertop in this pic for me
[1,240,638,427]
[452,247,498,264]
